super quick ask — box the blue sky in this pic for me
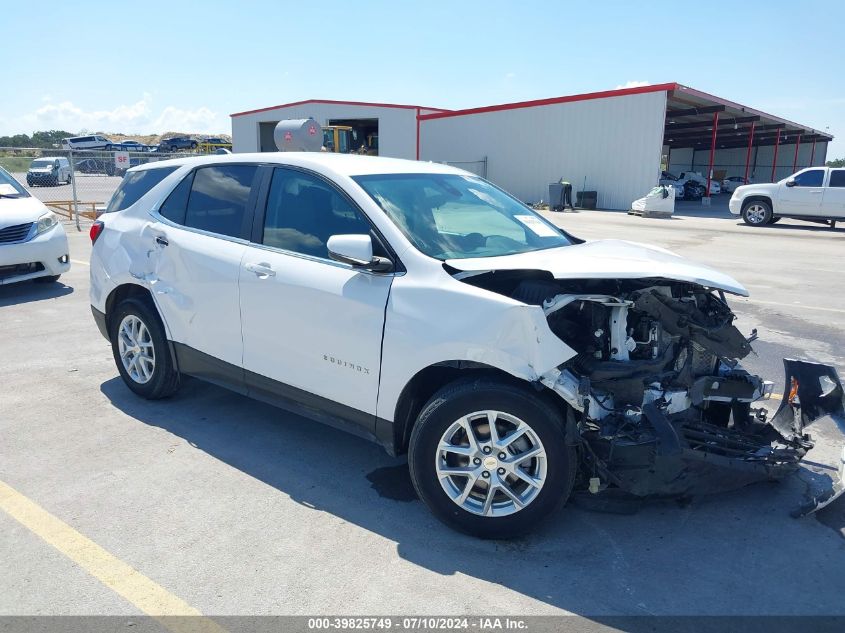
[2,0,843,157]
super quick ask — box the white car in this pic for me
[722,176,750,193]
[0,167,70,284]
[61,135,113,150]
[729,166,845,227]
[89,153,842,537]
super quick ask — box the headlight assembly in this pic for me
[35,211,58,235]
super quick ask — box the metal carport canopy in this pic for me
[663,84,833,191]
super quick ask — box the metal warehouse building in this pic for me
[230,83,832,210]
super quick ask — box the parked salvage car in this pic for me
[26,157,71,186]
[722,176,750,193]
[89,154,845,537]
[730,166,845,228]
[106,140,149,152]
[0,166,70,284]
[160,136,198,152]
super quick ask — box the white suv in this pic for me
[729,166,845,228]
[89,153,842,537]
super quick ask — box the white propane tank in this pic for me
[274,118,323,152]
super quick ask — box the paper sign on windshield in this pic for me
[0,184,18,196]
[514,215,558,237]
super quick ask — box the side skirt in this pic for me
[171,342,395,452]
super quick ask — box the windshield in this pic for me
[105,167,178,213]
[354,173,572,259]
[0,167,29,198]
[31,159,54,168]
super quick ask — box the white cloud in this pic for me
[615,80,650,89]
[0,94,229,136]
[505,72,517,80]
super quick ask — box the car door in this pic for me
[239,165,395,424]
[145,163,261,373]
[821,169,845,219]
[778,168,825,216]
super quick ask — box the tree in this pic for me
[827,158,845,168]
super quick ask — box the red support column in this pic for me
[771,128,782,182]
[792,135,802,172]
[743,121,756,184]
[810,138,816,166]
[706,111,719,196]
[415,107,420,160]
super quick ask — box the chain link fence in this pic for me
[0,147,199,229]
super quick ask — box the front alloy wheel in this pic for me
[409,378,576,538]
[742,201,772,225]
[117,314,155,384]
[436,410,547,517]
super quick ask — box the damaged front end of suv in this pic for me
[455,260,845,511]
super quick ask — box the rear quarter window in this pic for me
[105,167,178,213]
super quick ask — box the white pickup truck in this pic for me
[729,166,845,228]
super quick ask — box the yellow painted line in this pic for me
[0,479,226,633]
[70,259,89,266]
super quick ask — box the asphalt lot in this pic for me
[1,211,844,621]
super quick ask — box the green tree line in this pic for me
[0,130,75,148]
[827,158,845,168]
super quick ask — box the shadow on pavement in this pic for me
[0,280,73,307]
[100,376,845,616]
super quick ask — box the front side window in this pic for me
[105,166,178,213]
[184,164,259,238]
[792,169,824,187]
[828,170,845,188]
[262,167,372,258]
[353,173,572,260]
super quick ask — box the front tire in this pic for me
[109,298,181,399]
[742,200,772,226]
[409,378,576,538]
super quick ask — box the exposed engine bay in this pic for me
[461,270,845,508]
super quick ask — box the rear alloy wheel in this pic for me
[110,298,180,399]
[742,201,772,226]
[409,378,576,538]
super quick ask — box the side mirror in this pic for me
[327,234,392,272]
[785,177,796,187]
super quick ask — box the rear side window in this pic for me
[105,167,178,213]
[158,172,194,224]
[829,170,845,188]
[184,165,259,238]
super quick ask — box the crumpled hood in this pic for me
[446,239,749,297]
[0,196,52,226]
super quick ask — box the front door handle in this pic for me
[809,190,822,194]
[245,262,276,277]
[155,236,169,246]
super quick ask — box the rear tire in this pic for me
[408,377,576,538]
[109,297,181,400]
[742,200,772,226]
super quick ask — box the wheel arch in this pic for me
[105,282,179,371]
[388,360,571,456]
[741,194,774,211]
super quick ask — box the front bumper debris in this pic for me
[579,359,845,510]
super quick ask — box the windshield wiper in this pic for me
[0,193,24,198]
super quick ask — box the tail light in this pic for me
[90,220,104,244]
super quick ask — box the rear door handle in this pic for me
[245,262,276,277]
[155,236,169,246]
